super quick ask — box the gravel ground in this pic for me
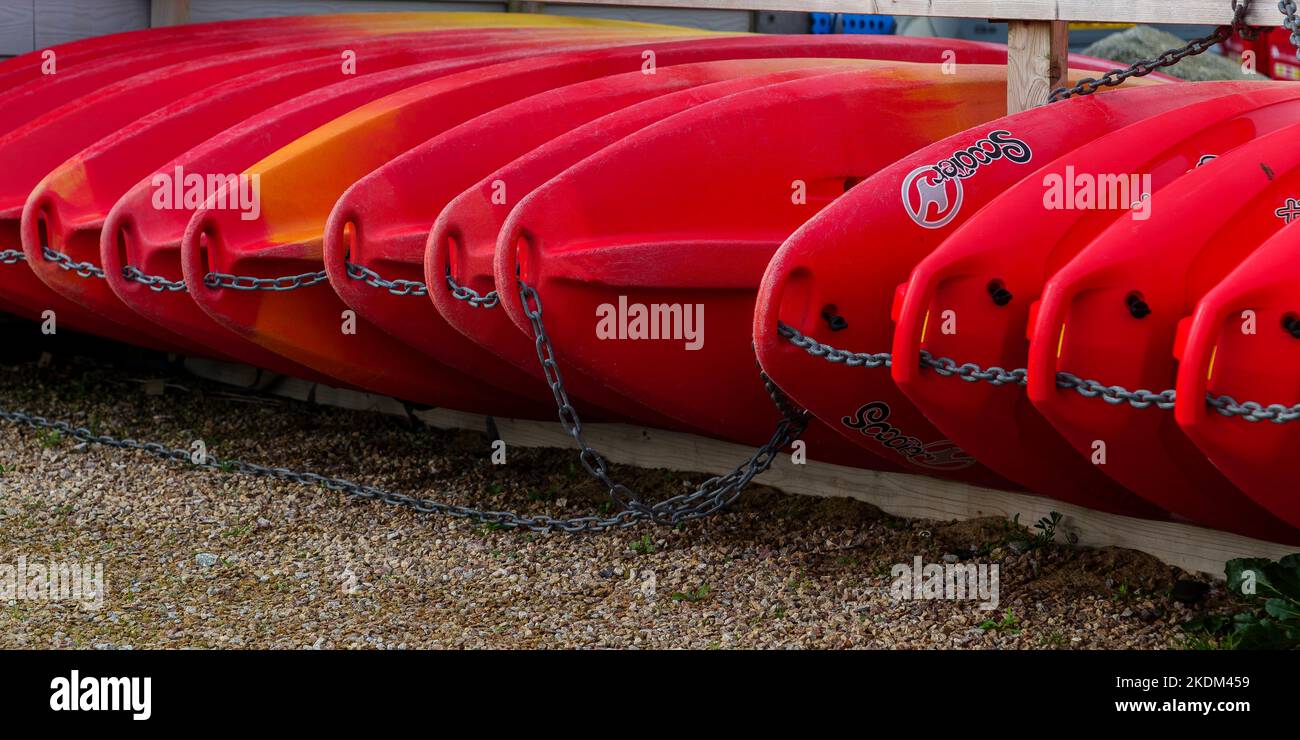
[0,346,1239,649]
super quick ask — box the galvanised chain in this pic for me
[42,247,105,280]
[1053,372,1176,410]
[345,261,428,297]
[0,407,641,533]
[203,269,329,292]
[776,321,891,368]
[1049,0,1260,103]
[445,269,500,309]
[121,265,187,293]
[521,281,809,526]
[0,249,26,265]
[1208,395,1300,422]
[777,322,1297,421]
[920,352,1027,386]
[1284,0,1300,48]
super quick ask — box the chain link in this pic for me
[0,407,646,533]
[521,281,809,526]
[202,269,329,292]
[345,261,428,297]
[919,352,1028,386]
[0,249,26,265]
[1053,372,1176,409]
[121,265,188,293]
[776,322,1295,421]
[1208,395,1300,422]
[41,247,105,279]
[445,268,500,309]
[1284,0,1300,49]
[775,321,891,368]
[0,283,808,532]
[1049,0,1259,103]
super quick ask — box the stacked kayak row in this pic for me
[0,13,1294,541]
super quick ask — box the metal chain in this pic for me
[1284,0,1300,49]
[202,269,329,292]
[0,284,807,532]
[121,265,188,293]
[41,247,105,280]
[345,261,428,297]
[445,269,500,309]
[1208,395,1300,422]
[777,322,1296,421]
[521,281,809,525]
[1049,0,1259,102]
[919,352,1028,386]
[0,407,643,533]
[1053,372,1176,409]
[776,321,891,368]
[1,249,26,265]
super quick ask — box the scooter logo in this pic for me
[902,130,1033,229]
[842,401,977,471]
[902,166,963,229]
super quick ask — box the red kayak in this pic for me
[890,84,1300,514]
[11,29,662,357]
[1026,121,1300,541]
[327,59,887,421]
[493,65,1012,466]
[1175,222,1300,529]
[26,32,603,377]
[0,11,622,90]
[431,63,887,428]
[179,36,1019,415]
[753,82,1230,491]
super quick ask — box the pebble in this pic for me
[0,356,1227,649]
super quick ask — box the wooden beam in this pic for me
[547,0,1283,26]
[184,357,1299,578]
[1007,19,1067,113]
[150,0,190,28]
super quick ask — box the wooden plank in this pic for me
[150,0,191,26]
[183,357,1299,578]
[546,0,1283,26]
[0,0,35,56]
[1006,19,1066,113]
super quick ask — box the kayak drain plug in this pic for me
[1283,313,1300,339]
[986,279,1013,307]
[821,305,848,332]
[1126,292,1152,319]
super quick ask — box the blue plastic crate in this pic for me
[842,14,896,35]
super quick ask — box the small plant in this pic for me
[979,608,1021,634]
[1112,582,1133,602]
[1032,512,1063,546]
[487,482,503,495]
[1039,630,1067,648]
[671,584,712,603]
[38,429,62,449]
[630,535,655,555]
[1183,553,1300,650]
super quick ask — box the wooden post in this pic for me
[1006,19,1069,114]
[150,0,191,27]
